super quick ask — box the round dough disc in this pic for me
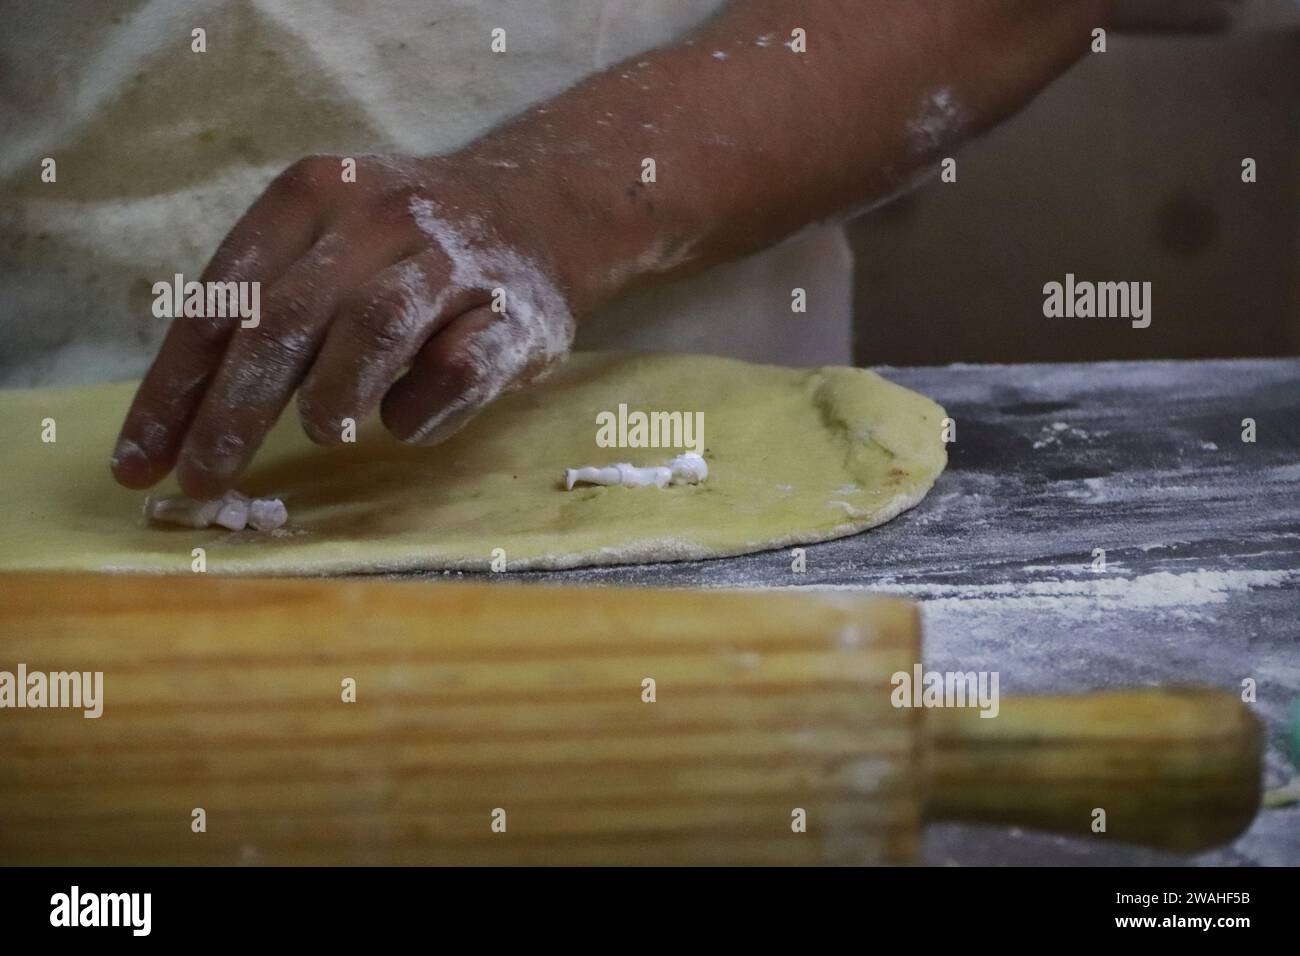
[0,351,947,574]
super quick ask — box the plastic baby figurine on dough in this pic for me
[565,452,708,491]
[143,490,288,531]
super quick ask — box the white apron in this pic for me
[0,0,852,387]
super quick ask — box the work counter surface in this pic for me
[419,358,1300,866]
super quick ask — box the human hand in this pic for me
[111,153,583,497]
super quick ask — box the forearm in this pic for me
[461,0,1115,315]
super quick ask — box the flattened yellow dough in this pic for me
[0,352,946,574]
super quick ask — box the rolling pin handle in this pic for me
[924,687,1263,852]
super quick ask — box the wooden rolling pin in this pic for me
[0,573,1260,865]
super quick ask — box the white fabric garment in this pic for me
[0,0,851,388]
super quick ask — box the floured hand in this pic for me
[111,154,588,498]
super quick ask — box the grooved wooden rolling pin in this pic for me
[0,573,1261,865]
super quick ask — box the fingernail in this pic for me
[405,399,480,446]
[111,438,146,469]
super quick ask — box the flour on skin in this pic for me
[906,86,971,156]
[407,196,574,444]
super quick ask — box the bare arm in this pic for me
[481,0,1117,314]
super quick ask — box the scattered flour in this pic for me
[761,569,1298,623]
[880,568,1297,612]
[1032,422,1105,449]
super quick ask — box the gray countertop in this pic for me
[410,358,1300,866]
